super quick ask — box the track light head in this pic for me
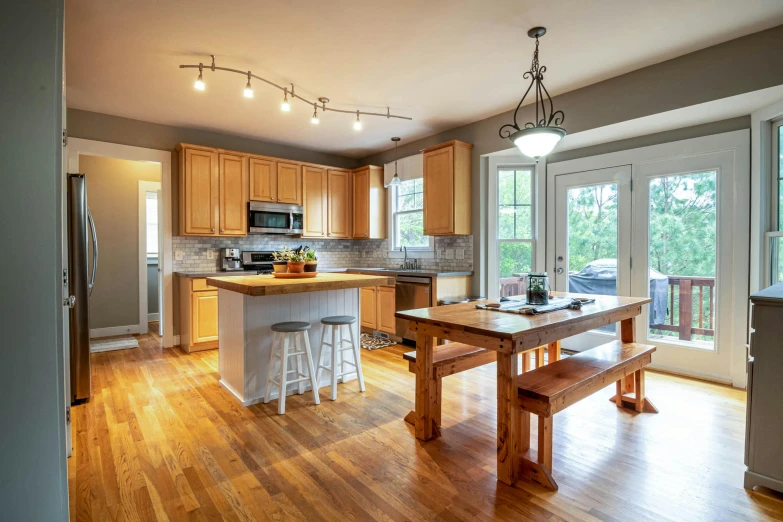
[243,72,253,98]
[281,89,291,112]
[311,105,320,125]
[194,64,205,91]
[353,111,362,131]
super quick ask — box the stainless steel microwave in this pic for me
[248,202,304,235]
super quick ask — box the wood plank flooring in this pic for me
[68,331,783,521]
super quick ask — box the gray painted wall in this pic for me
[148,261,159,315]
[0,0,69,520]
[357,25,783,295]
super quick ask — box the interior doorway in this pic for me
[547,131,749,386]
[140,181,162,336]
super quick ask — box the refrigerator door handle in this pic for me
[87,207,98,296]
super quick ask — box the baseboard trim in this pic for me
[148,313,160,321]
[90,324,140,338]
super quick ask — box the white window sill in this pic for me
[387,250,435,259]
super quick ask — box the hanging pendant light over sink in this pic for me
[498,27,566,161]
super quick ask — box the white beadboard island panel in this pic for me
[218,287,360,406]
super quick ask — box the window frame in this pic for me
[765,119,783,285]
[388,177,434,254]
[145,190,159,258]
[487,159,539,298]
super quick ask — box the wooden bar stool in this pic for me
[316,316,365,400]
[263,321,320,414]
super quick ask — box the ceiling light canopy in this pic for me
[181,55,411,128]
[498,27,566,161]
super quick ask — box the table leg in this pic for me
[620,317,636,393]
[497,351,520,485]
[414,329,438,440]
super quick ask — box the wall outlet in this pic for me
[456,248,464,260]
[174,250,184,261]
[206,250,216,260]
[445,249,455,260]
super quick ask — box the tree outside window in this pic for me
[393,178,430,249]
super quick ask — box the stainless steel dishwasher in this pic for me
[395,275,432,343]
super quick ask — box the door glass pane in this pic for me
[566,184,619,332]
[648,171,717,350]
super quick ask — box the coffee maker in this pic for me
[221,248,242,271]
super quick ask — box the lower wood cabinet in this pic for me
[179,277,219,353]
[360,285,395,335]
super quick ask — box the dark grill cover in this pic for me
[567,258,668,326]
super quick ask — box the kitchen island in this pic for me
[207,273,394,406]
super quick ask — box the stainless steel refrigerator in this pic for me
[67,174,98,403]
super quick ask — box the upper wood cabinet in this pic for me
[278,162,302,205]
[249,158,302,205]
[422,140,473,236]
[178,144,248,237]
[302,166,327,237]
[218,153,248,235]
[248,157,276,202]
[352,165,386,239]
[327,169,351,238]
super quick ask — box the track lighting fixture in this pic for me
[243,72,253,99]
[311,105,320,125]
[194,64,205,91]
[180,55,412,127]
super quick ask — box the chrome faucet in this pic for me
[399,246,419,270]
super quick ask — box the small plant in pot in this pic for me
[526,273,550,305]
[287,249,306,273]
[272,247,290,273]
[303,249,318,272]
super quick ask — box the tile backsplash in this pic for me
[172,235,473,273]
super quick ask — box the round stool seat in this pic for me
[320,315,357,326]
[271,321,311,332]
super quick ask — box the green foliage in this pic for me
[499,242,532,278]
[304,249,317,261]
[567,185,618,273]
[395,179,428,248]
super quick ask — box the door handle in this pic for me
[63,295,76,308]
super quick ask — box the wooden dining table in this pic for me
[395,292,652,486]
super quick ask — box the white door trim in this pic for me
[546,130,750,387]
[139,180,161,336]
[67,138,175,348]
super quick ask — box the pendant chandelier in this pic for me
[498,27,566,160]
[388,137,402,186]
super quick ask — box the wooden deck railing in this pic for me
[650,276,715,341]
[498,274,715,341]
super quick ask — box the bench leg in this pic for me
[610,368,659,413]
[522,351,532,373]
[547,341,561,363]
[535,346,546,369]
[518,413,558,491]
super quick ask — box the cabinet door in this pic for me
[328,169,351,238]
[303,166,327,237]
[218,153,248,236]
[423,146,454,235]
[277,162,302,205]
[249,157,276,202]
[377,285,396,334]
[353,168,370,238]
[182,147,218,235]
[360,286,377,329]
[192,291,219,343]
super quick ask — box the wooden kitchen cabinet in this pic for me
[179,277,218,353]
[352,165,386,239]
[328,169,351,238]
[218,153,248,235]
[277,162,302,205]
[421,140,473,236]
[178,144,248,237]
[360,286,377,329]
[248,157,276,202]
[303,165,327,237]
[178,144,218,236]
[376,285,396,334]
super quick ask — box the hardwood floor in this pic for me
[68,331,783,521]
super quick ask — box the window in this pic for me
[768,120,783,285]
[497,169,534,279]
[391,178,432,250]
[146,191,158,256]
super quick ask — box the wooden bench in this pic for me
[515,340,658,491]
[402,341,560,434]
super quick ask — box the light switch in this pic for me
[206,250,216,260]
[445,249,454,260]
[456,248,464,260]
[174,250,184,261]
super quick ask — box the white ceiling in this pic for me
[65,0,783,158]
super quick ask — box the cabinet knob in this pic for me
[220,228,225,233]
[278,198,282,201]
[211,227,215,232]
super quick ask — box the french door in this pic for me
[551,136,748,385]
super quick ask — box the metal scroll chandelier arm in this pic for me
[498,71,536,139]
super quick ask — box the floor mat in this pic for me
[361,333,397,350]
[90,336,139,353]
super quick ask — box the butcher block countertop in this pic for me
[206,273,395,297]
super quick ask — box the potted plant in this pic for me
[287,249,306,273]
[272,247,290,273]
[304,249,318,272]
[526,273,550,305]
